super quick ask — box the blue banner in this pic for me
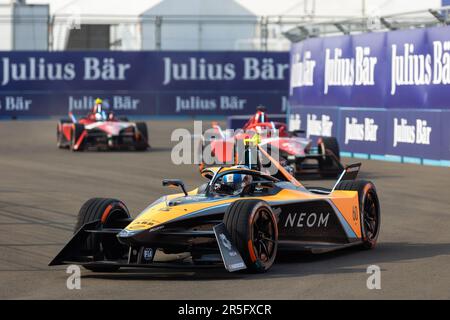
[0,51,289,117]
[339,108,386,156]
[290,25,450,109]
[289,106,449,162]
[289,25,450,164]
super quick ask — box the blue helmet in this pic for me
[219,172,252,196]
[222,173,244,185]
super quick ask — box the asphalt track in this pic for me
[0,119,449,299]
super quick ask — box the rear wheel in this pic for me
[75,198,130,272]
[223,200,278,273]
[70,124,85,151]
[318,137,340,177]
[334,180,380,249]
[135,122,149,150]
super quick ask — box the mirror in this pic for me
[162,179,188,196]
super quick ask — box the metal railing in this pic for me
[283,6,450,42]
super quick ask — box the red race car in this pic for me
[57,99,149,151]
[203,107,343,178]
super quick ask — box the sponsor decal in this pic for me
[393,118,432,147]
[175,95,246,113]
[219,233,237,257]
[391,41,450,95]
[0,57,131,86]
[290,51,316,93]
[345,117,379,144]
[352,206,358,222]
[162,57,288,85]
[143,248,154,261]
[307,114,333,137]
[284,212,330,228]
[324,46,377,94]
[0,96,32,111]
[68,96,140,112]
[288,113,302,131]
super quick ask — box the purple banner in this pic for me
[289,106,450,161]
[290,25,450,109]
[0,51,289,117]
[288,106,340,144]
[339,108,386,155]
[385,110,441,159]
[442,111,450,161]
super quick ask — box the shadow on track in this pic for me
[81,242,450,281]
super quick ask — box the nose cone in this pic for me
[117,228,143,244]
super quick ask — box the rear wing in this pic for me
[331,163,362,192]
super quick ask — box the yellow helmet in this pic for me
[95,98,103,105]
[244,133,261,146]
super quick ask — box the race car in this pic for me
[49,136,380,273]
[202,106,343,178]
[57,98,149,151]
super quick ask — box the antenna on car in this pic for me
[243,134,261,170]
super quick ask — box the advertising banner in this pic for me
[290,25,450,109]
[441,111,450,161]
[339,108,386,155]
[0,51,289,117]
[288,106,340,143]
[385,109,441,160]
[289,25,450,164]
[289,106,450,162]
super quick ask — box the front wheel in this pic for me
[223,200,278,273]
[75,198,131,272]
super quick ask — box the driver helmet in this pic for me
[93,98,108,121]
[222,173,253,195]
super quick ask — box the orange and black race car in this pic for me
[57,98,149,151]
[49,137,380,273]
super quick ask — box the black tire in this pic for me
[334,180,381,249]
[135,122,149,150]
[70,124,85,151]
[57,119,71,148]
[318,137,341,177]
[319,136,340,161]
[223,200,278,273]
[75,198,130,272]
